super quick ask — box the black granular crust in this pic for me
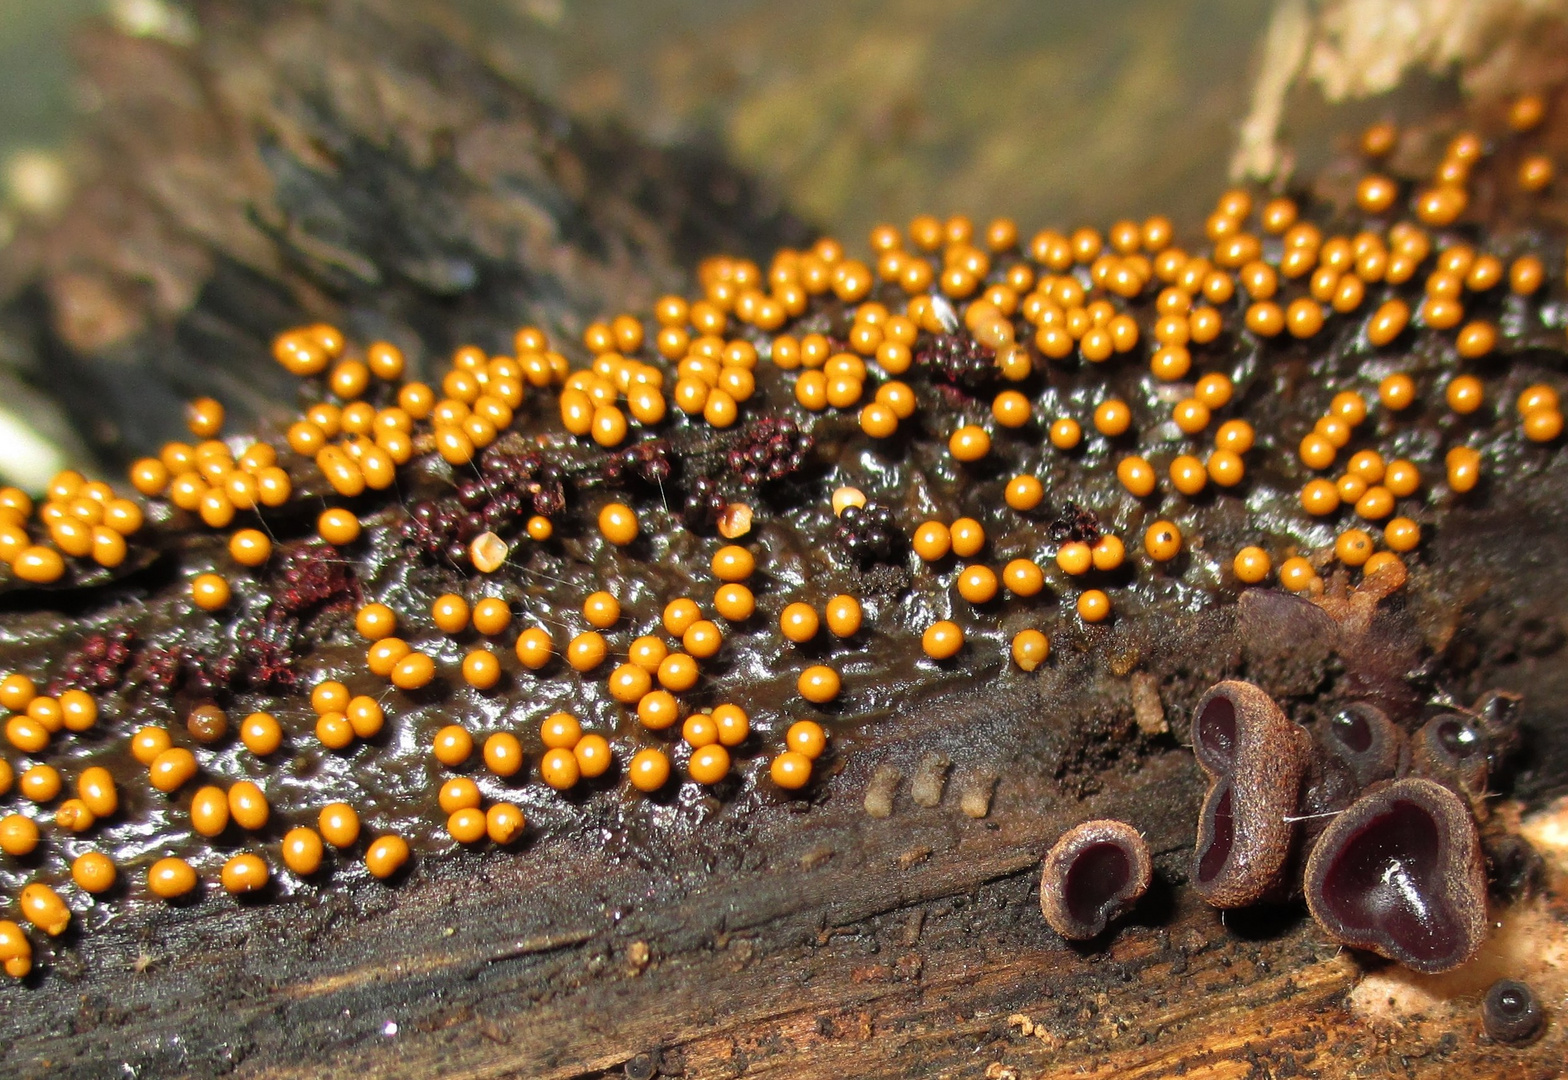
[915,332,999,392]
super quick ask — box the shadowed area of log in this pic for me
[5,752,1563,1079]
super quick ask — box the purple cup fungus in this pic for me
[1304,777,1486,973]
[1190,680,1311,907]
[1406,713,1491,816]
[1482,978,1545,1044]
[1039,819,1152,940]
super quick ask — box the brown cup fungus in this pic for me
[1322,702,1403,790]
[1190,680,1310,907]
[1406,713,1490,813]
[1304,777,1486,973]
[1039,819,1153,940]
[1300,701,1406,835]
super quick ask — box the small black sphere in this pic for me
[623,1052,657,1080]
[834,501,902,566]
[1482,978,1544,1044]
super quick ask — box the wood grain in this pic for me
[2,4,1567,1079]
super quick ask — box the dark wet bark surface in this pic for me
[2,3,1568,1079]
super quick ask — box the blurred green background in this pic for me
[0,0,1276,247]
[458,0,1273,235]
[0,0,97,238]
[0,3,91,160]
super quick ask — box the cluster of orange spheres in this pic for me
[0,661,422,953]
[707,544,758,621]
[786,306,910,417]
[1013,235,1156,365]
[362,634,437,691]
[0,473,145,584]
[186,776,270,838]
[1,674,117,932]
[536,711,612,792]
[656,262,789,371]
[561,340,669,446]
[438,777,526,848]
[778,594,864,642]
[3,673,98,756]
[608,318,750,436]
[276,802,408,880]
[1518,383,1564,443]
[428,725,529,844]
[1234,531,1413,596]
[677,704,750,785]
[770,719,828,790]
[279,322,552,482]
[698,241,862,345]
[564,304,774,445]
[912,517,987,562]
[275,324,412,482]
[309,679,386,751]
[130,404,293,532]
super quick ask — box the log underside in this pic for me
[2,3,1568,1078]
[5,717,1567,1080]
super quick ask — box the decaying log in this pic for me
[2,3,1568,1079]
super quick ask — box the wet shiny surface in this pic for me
[1318,799,1456,959]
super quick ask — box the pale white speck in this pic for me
[3,150,71,218]
[107,0,198,44]
[930,295,958,334]
[0,405,69,491]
